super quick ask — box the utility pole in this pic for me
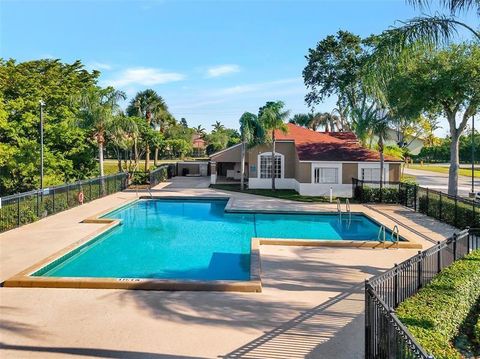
[39,100,45,189]
[472,115,475,196]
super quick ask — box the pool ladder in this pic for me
[377,225,400,249]
[337,199,352,227]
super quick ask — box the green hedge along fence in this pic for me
[396,249,480,359]
[352,179,479,229]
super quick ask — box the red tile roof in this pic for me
[274,123,401,162]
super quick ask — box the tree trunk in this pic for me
[154,147,159,167]
[379,140,384,188]
[116,147,122,172]
[240,140,246,191]
[145,144,150,172]
[98,141,104,177]
[271,130,276,191]
[448,132,460,196]
[134,140,139,167]
[145,112,152,172]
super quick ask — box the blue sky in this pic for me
[0,0,476,134]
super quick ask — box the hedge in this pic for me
[418,194,479,229]
[475,317,480,351]
[396,249,480,359]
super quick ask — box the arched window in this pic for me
[258,152,283,179]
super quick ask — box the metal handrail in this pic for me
[391,225,400,249]
[378,225,386,248]
[345,198,351,213]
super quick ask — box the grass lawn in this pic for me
[210,184,333,202]
[408,164,480,178]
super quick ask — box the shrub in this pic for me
[396,250,480,359]
[357,186,399,203]
[474,317,480,350]
[418,195,479,229]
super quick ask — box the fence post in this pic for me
[437,241,442,273]
[16,196,20,226]
[365,280,371,358]
[52,188,55,213]
[36,191,40,217]
[454,196,458,228]
[439,192,442,221]
[453,233,457,261]
[426,188,430,216]
[417,251,423,290]
[414,185,417,212]
[66,184,70,208]
[394,264,399,308]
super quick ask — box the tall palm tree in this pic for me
[107,115,139,172]
[239,112,264,191]
[212,121,225,132]
[371,0,479,67]
[194,125,206,137]
[258,101,290,190]
[77,86,126,177]
[126,89,169,171]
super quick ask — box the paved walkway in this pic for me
[0,178,456,358]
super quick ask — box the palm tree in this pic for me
[77,86,126,177]
[371,0,479,67]
[258,101,290,190]
[239,112,264,191]
[107,115,139,172]
[126,89,169,171]
[194,125,206,137]
[212,121,225,132]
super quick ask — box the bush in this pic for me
[474,318,480,350]
[418,194,479,229]
[356,186,400,203]
[396,249,480,359]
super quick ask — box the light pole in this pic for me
[472,115,475,196]
[39,100,45,190]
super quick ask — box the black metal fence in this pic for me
[0,172,128,233]
[365,228,480,358]
[352,178,479,229]
[149,163,176,188]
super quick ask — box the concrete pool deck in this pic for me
[0,177,456,358]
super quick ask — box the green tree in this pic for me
[76,86,126,177]
[239,112,264,190]
[126,89,169,171]
[212,121,225,132]
[0,59,100,195]
[386,43,480,195]
[107,115,138,172]
[258,101,289,190]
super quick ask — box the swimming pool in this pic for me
[30,198,398,282]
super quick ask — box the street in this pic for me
[404,167,479,198]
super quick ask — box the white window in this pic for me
[259,154,282,179]
[314,167,338,184]
[362,168,384,181]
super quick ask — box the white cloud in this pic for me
[212,77,303,96]
[206,64,240,78]
[87,62,112,71]
[104,67,185,87]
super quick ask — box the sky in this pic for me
[0,0,477,135]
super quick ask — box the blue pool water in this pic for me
[33,199,394,281]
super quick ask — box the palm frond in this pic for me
[407,0,480,16]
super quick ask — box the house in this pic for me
[210,123,402,197]
[192,134,206,157]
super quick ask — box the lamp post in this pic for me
[472,115,475,196]
[39,100,45,190]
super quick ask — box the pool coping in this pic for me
[3,195,422,292]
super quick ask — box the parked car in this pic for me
[475,192,480,202]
